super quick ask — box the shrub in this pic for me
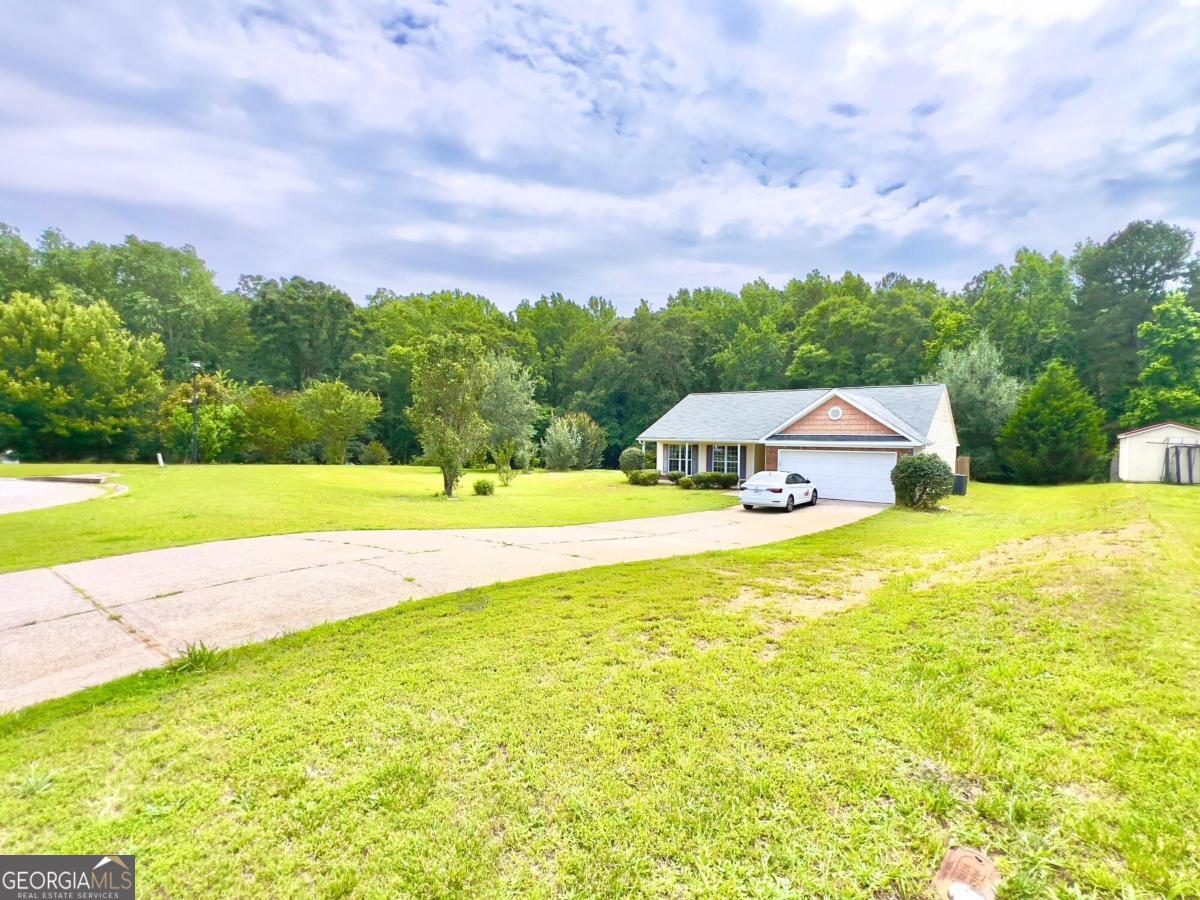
[473,478,495,495]
[541,417,579,470]
[690,471,739,489]
[666,470,685,483]
[619,446,646,474]
[891,453,955,509]
[678,475,694,490]
[627,469,661,486]
[360,440,391,466]
[562,411,608,468]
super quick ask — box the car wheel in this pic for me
[785,494,795,512]
[742,503,754,510]
[809,490,818,506]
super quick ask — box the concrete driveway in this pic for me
[0,501,885,711]
[0,478,107,514]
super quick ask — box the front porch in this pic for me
[642,441,766,482]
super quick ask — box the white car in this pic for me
[738,470,817,511]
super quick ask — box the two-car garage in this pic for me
[776,449,898,504]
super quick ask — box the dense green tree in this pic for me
[933,334,1024,480]
[296,380,381,465]
[617,301,700,448]
[0,290,163,459]
[998,361,1106,484]
[248,277,364,388]
[1121,293,1200,429]
[0,224,34,301]
[407,334,490,496]
[963,249,1073,380]
[513,293,594,409]
[1071,221,1198,419]
[480,355,540,484]
[713,321,788,391]
[237,385,315,463]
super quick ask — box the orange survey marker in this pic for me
[931,847,1000,900]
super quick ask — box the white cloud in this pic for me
[0,0,1197,306]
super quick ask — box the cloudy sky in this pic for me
[1,1,1198,309]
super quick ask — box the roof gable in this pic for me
[1118,421,1200,439]
[637,384,948,443]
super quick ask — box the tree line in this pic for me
[1,219,1198,485]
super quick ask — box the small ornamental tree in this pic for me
[561,411,607,468]
[297,379,381,466]
[618,446,646,477]
[999,360,1107,484]
[480,354,540,485]
[891,453,955,509]
[407,334,489,496]
[933,333,1023,481]
[236,385,315,463]
[540,416,578,470]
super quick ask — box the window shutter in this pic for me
[739,445,747,479]
[706,445,713,472]
[691,444,699,475]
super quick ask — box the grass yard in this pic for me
[2,483,1198,895]
[0,464,735,573]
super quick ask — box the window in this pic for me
[786,473,809,484]
[667,443,692,473]
[827,405,844,421]
[711,444,740,475]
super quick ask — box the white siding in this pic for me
[924,388,959,470]
[1118,424,1200,482]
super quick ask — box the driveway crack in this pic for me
[50,568,172,661]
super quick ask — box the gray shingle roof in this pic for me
[637,384,947,443]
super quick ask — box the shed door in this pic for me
[776,449,897,503]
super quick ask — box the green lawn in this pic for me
[2,483,1198,896]
[0,464,734,573]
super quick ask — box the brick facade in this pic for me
[778,397,898,436]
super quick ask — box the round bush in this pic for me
[359,440,391,466]
[473,478,495,496]
[628,468,661,486]
[666,470,685,483]
[618,446,646,474]
[678,475,694,490]
[890,453,954,509]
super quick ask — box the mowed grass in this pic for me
[0,464,734,573]
[2,484,1198,896]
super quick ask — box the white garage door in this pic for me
[776,449,897,503]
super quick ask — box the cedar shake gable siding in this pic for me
[777,397,900,437]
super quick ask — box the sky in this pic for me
[1,0,1198,310]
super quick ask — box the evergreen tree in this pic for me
[998,361,1106,484]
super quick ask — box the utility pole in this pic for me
[189,361,202,464]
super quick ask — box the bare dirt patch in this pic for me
[914,523,1155,590]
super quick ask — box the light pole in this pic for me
[189,361,203,464]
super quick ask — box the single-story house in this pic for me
[637,384,957,504]
[1117,421,1200,484]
